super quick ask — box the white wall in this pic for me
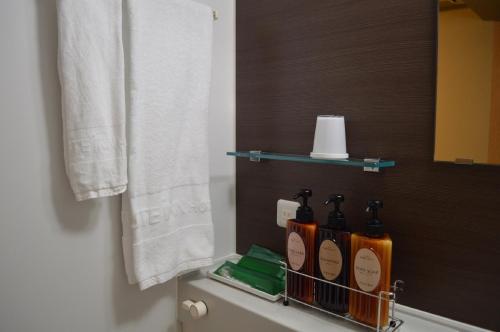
[0,1,235,331]
[201,0,236,260]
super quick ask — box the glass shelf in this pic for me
[227,151,396,172]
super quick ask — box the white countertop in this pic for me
[178,261,490,332]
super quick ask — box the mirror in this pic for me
[435,0,500,165]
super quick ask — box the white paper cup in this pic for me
[310,115,349,159]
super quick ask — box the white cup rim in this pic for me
[310,152,349,159]
[317,115,344,118]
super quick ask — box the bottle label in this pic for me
[318,240,342,281]
[287,232,306,271]
[354,248,381,292]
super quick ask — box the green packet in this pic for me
[237,255,285,280]
[214,261,284,295]
[238,244,285,280]
[245,244,284,264]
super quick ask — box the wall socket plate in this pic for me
[277,199,300,228]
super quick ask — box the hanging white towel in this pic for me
[122,0,214,289]
[57,0,127,201]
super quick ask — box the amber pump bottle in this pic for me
[315,194,351,314]
[286,189,317,304]
[349,200,392,327]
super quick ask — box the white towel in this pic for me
[57,0,127,201]
[122,0,215,289]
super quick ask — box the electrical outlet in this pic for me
[277,199,300,228]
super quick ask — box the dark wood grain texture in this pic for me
[236,0,500,330]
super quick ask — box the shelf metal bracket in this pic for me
[363,158,381,173]
[249,150,262,162]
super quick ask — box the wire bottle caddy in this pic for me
[280,262,405,332]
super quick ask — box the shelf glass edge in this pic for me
[226,151,396,168]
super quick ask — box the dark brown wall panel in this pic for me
[236,0,500,330]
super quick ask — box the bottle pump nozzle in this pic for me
[324,194,346,229]
[366,200,384,237]
[293,189,314,222]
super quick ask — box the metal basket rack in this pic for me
[280,262,405,332]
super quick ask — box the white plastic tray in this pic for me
[207,254,282,302]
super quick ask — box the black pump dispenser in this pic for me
[365,200,384,237]
[316,193,351,313]
[293,189,314,222]
[324,194,346,230]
